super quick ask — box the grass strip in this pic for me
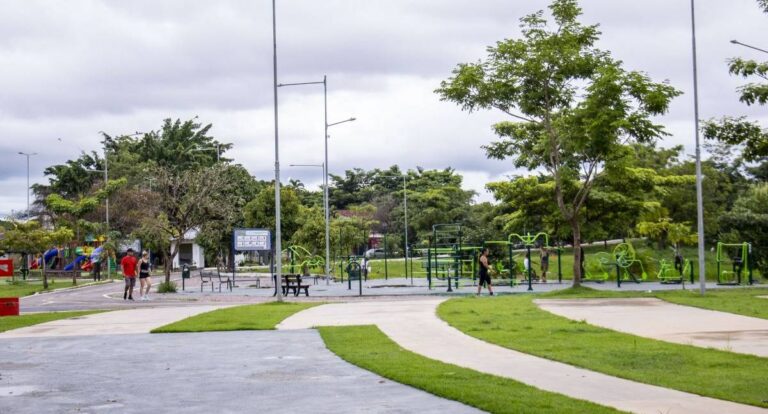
[0,280,106,298]
[438,295,768,408]
[539,286,768,320]
[654,288,768,320]
[151,302,319,333]
[319,325,623,414]
[0,310,104,333]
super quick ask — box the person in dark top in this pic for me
[540,246,550,283]
[477,248,494,296]
[579,245,586,279]
[138,250,152,300]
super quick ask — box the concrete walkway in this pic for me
[1,330,481,414]
[0,305,228,338]
[279,299,767,414]
[535,298,768,357]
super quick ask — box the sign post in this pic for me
[232,229,272,288]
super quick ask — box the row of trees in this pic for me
[1,0,764,286]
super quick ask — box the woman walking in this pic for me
[138,251,152,300]
[477,248,494,296]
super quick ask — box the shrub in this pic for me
[157,281,177,293]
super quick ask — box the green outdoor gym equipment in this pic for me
[428,224,479,292]
[716,242,753,285]
[614,242,648,287]
[584,251,613,282]
[509,232,549,291]
[482,240,518,287]
[283,245,324,276]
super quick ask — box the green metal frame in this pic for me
[482,240,518,287]
[716,242,753,285]
[583,251,612,282]
[613,242,648,284]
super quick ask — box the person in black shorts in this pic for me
[477,248,494,296]
[138,251,152,300]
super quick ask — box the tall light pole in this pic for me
[272,0,283,302]
[378,173,410,283]
[730,39,768,55]
[17,152,37,220]
[278,76,355,281]
[96,131,143,279]
[690,0,706,295]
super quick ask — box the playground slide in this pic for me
[64,255,88,271]
[33,248,60,268]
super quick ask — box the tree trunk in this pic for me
[165,243,179,283]
[571,220,583,287]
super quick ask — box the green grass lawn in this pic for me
[655,288,768,320]
[0,279,104,298]
[151,302,320,333]
[0,310,104,333]
[438,295,768,408]
[538,286,768,320]
[319,325,623,414]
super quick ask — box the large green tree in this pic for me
[436,0,681,285]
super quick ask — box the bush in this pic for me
[157,281,177,293]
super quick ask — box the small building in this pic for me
[171,228,205,269]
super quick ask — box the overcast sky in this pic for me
[0,0,766,215]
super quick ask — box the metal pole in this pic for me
[272,0,283,302]
[403,175,410,284]
[384,233,388,280]
[691,0,706,295]
[323,76,331,285]
[104,141,111,279]
[25,155,30,217]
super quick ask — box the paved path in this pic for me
[0,330,480,414]
[535,298,768,357]
[279,299,767,414]
[0,305,227,338]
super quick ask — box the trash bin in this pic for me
[181,264,190,279]
[0,297,19,316]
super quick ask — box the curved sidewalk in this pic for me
[279,299,767,414]
[0,306,228,338]
[535,298,768,357]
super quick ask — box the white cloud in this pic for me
[0,0,766,215]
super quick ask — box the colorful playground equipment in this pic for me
[716,241,753,285]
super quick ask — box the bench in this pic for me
[45,269,80,284]
[200,268,232,292]
[273,274,310,297]
[215,267,233,292]
[199,268,213,292]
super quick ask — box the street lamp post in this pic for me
[272,0,283,302]
[190,144,222,162]
[96,131,143,279]
[278,76,355,282]
[730,39,768,55]
[17,152,37,220]
[377,173,410,284]
[690,0,706,295]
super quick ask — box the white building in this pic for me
[171,228,205,269]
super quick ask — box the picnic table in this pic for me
[273,274,310,297]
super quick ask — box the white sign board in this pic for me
[233,229,271,251]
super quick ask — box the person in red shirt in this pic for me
[121,248,138,300]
